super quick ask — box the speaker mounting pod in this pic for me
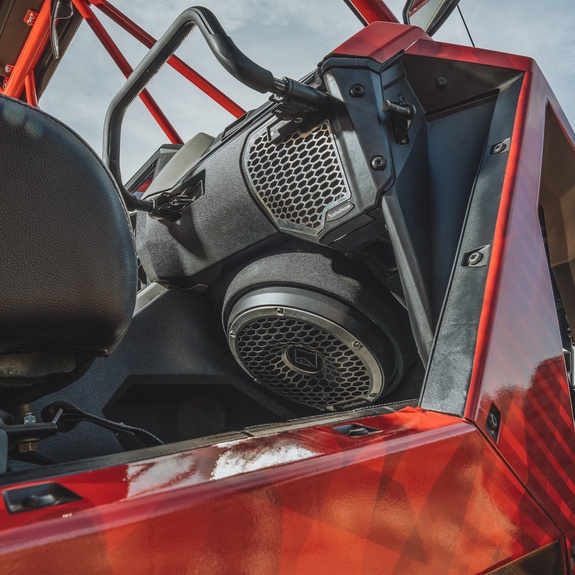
[226,287,392,411]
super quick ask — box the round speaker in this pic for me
[226,286,396,411]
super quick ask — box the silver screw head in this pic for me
[275,308,285,316]
[468,251,484,266]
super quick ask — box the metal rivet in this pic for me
[436,76,448,89]
[352,340,363,350]
[229,330,236,339]
[492,139,510,154]
[275,308,285,316]
[370,156,387,171]
[468,251,484,266]
[350,84,365,98]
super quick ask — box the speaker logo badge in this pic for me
[284,346,324,376]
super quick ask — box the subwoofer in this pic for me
[222,252,411,411]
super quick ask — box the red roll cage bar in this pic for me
[0,0,399,144]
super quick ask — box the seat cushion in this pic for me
[0,95,137,401]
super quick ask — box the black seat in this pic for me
[0,95,137,409]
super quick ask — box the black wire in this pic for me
[42,401,164,447]
[457,5,475,48]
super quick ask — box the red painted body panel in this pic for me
[464,55,575,545]
[333,22,430,61]
[0,410,564,574]
[336,24,575,555]
[346,0,399,24]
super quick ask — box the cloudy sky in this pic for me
[41,0,575,180]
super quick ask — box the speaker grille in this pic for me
[229,304,383,411]
[243,120,351,236]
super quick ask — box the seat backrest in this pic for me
[0,95,137,407]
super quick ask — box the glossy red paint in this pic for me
[346,0,399,24]
[338,25,575,551]
[333,22,430,61]
[463,59,575,543]
[0,409,563,573]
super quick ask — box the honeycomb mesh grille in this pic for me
[234,316,373,409]
[244,121,351,235]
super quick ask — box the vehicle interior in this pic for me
[2,0,566,479]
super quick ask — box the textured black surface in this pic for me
[32,288,302,461]
[421,76,524,415]
[222,251,417,396]
[0,96,136,361]
[137,131,279,288]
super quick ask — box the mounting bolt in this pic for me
[468,251,484,266]
[18,403,32,416]
[4,64,13,75]
[275,308,285,316]
[486,412,498,432]
[370,156,387,171]
[492,139,510,154]
[350,84,365,98]
[352,340,363,350]
[436,76,448,89]
[294,117,303,124]
[229,330,236,339]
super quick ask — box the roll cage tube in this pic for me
[104,6,330,217]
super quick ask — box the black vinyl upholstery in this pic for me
[0,95,137,404]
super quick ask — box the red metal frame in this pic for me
[346,0,399,24]
[70,0,182,145]
[0,0,247,142]
[90,0,245,119]
[24,73,38,107]
[0,0,398,140]
[2,1,51,100]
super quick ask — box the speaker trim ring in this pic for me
[227,287,386,410]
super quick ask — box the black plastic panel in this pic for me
[32,289,302,462]
[421,75,524,415]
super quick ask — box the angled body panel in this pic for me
[0,411,564,574]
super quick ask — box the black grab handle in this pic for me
[104,6,330,214]
[103,6,279,212]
